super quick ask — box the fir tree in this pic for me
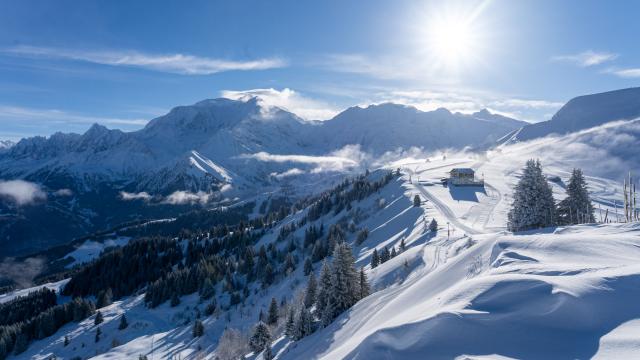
[316,260,332,319]
[413,194,421,207]
[248,321,271,353]
[325,243,359,321]
[390,247,397,258]
[358,267,370,299]
[267,298,279,325]
[508,159,556,231]
[557,168,595,224]
[294,307,312,340]
[304,273,317,308]
[399,237,406,252]
[94,327,102,343]
[96,288,113,308]
[263,343,274,360]
[303,258,313,276]
[429,218,438,232]
[285,307,295,337]
[192,319,204,337]
[355,228,369,245]
[118,314,128,330]
[380,247,390,263]
[94,311,104,325]
[64,335,70,347]
[371,248,380,268]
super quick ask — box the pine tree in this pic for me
[248,321,271,353]
[294,307,312,340]
[64,335,70,347]
[118,314,128,330]
[316,260,332,319]
[358,267,370,299]
[303,258,313,276]
[380,247,390,263]
[96,288,113,308]
[508,159,557,231]
[263,343,274,360]
[325,243,359,322]
[413,194,421,207]
[371,248,380,268]
[192,319,204,337]
[267,298,279,325]
[285,307,295,337]
[429,219,438,232]
[94,311,104,325]
[399,237,406,252]
[304,273,317,308]
[390,247,397,258]
[557,168,595,224]
[95,327,102,343]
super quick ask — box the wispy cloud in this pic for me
[607,68,640,78]
[552,50,618,67]
[4,45,287,75]
[120,191,152,201]
[0,180,46,205]
[221,88,339,120]
[163,191,212,205]
[0,105,148,127]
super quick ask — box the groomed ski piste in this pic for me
[9,119,640,359]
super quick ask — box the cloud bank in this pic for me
[0,180,46,205]
[221,88,339,120]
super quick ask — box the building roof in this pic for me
[450,168,474,174]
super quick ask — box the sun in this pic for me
[419,2,489,73]
[429,19,473,64]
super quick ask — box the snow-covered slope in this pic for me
[514,87,640,141]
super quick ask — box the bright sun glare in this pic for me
[422,1,489,72]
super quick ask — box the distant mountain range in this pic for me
[2,87,639,256]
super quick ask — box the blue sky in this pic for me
[1,0,639,141]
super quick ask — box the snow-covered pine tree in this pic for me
[304,272,317,308]
[507,159,557,231]
[285,307,295,337]
[358,267,370,299]
[263,343,274,360]
[293,307,312,340]
[325,243,359,321]
[248,321,271,353]
[371,248,380,268]
[413,194,421,207]
[316,260,332,319]
[557,168,595,225]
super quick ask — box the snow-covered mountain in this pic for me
[8,125,640,359]
[0,98,524,256]
[0,140,15,152]
[513,87,640,141]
